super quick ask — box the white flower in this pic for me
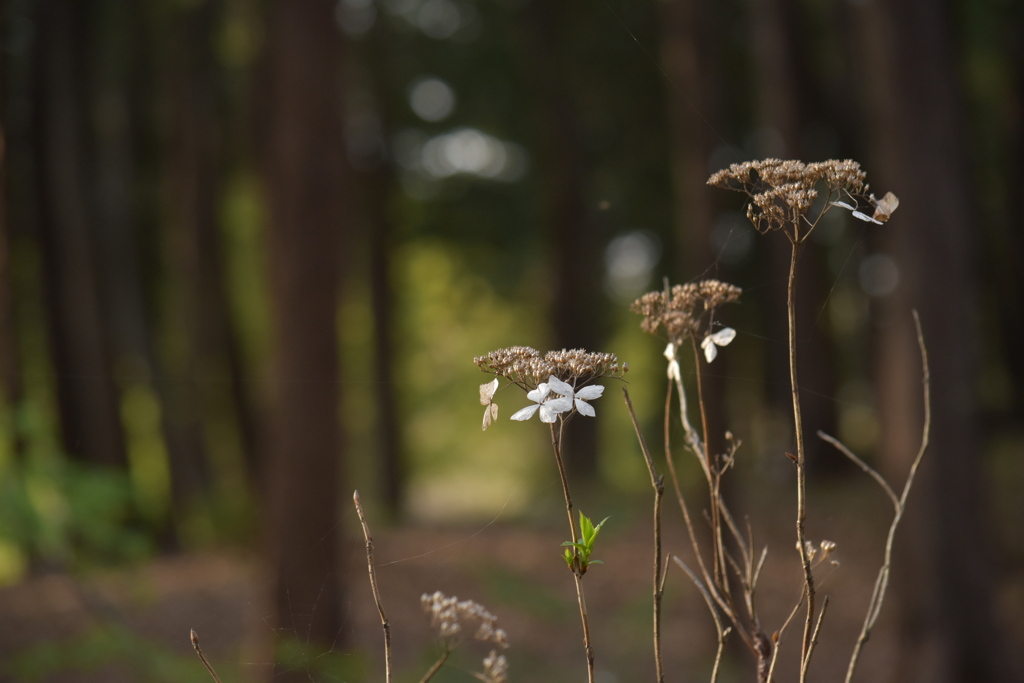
[510,379,573,423]
[547,376,604,417]
[480,379,499,431]
[830,198,888,225]
[663,342,681,381]
[700,327,736,363]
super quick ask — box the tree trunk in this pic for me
[32,0,128,469]
[521,0,605,479]
[858,0,1016,680]
[257,0,348,676]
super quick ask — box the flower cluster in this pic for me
[707,158,873,235]
[477,649,509,683]
[632,280,741,346]
[801,539,839,568]
[421,591,509,649]
[475,347,625,429]
[475,346,625,390]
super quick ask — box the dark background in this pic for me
[0,0,1021,681]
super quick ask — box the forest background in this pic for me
[0,0,1022,681]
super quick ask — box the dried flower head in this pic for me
[632,280,742,347]
[708,158,876,239]
[477,650,509,683]
[421,591,509,649]
[474,346,626,391]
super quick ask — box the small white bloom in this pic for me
[852,210,883,225]
[547,376,604,417]
[700,327,736,363]
[663,342,680,381]
[480,379,499,431]
[510,380,572,423]
[831,198,885,224]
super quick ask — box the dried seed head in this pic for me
[708,158,871,236]
[421,591,509,649]
[631,280,742,345]
[475,347,626,390]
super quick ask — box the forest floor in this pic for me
[0,482,963,683]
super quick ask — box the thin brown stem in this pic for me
[353,490,392,683]
[673,556,728,683]
[692,342,727,590]
[841,310,930,683]
[802,595,831,679]
[550,420,595,683]
[418,648,450,683]
[786,237,815,681]
[624,388,665,682]
[190,629,223,683]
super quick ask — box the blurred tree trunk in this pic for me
[748,0,839,475]
[858,0,1016,680]
[362,19,404,519]
[521,0,604,480]
[32,0,127,469]
[659,0,730,462]
[0,8,26,463]
[257,0,348,675]
[162,0,259,518]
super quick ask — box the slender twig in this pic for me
[418,648,450,683]
[190,629,223,683]
[802,595,831,679]
[691,342,727,590]
[673,556,728,683]
[785,237,816,681]
[353,490,392,683]
[624,388,666,682]
[549,420,596,683]
[839,310,930,683]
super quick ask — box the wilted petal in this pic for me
[830,200,857,211]
[482,403,499,431]
[575,385,604,400]
[480,379,499,405]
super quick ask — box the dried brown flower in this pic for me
[631,280,742,346]
[474,346,626,390]
[421,591,509,649]
[708,158,871,238]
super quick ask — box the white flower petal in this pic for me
[708,327,736,346]
[510,404,540,421]
[852,210,883,225]
[667,359,680,380]
[830,200,857,211]
[526,383,551,403]
[702,337,719,363]
[547,376,575,397]
[575,385,604,400]
[575,399,596,417]
[663,342,676,362]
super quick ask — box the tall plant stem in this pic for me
[354,491,392,683]
[692,343,726,590]
[550,421,596,683]
[786,238,816,682]
[623,388,666,682]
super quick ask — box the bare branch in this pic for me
[354,490,393,683]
